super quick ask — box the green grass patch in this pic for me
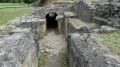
[0,3,26,7]
[38,53,48,67]
[94,31,120,55]
[0,7,35,25]
[38,35,44,40]
[61,51,69,67]
[55,30,59,35]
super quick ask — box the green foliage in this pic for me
[0,3,26,7]
[38,53,48,67]
[0,0,37,3]
[55,30,59,35]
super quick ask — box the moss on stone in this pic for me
[69,19,82,28]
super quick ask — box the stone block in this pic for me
[8,28,32,35]
[0,33,38,67]
[67,33,120,67]
[37,19,46,35]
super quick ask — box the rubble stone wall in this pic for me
[93,3,120,29]
[31,4,72,19]
[73,1,93,23]
[67,33,120,67]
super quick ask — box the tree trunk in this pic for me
[12,0,15,3]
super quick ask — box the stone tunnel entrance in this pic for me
[46,12,58,30]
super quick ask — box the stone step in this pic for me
[56,15,64,21]
[8,28,32,35]
[64,11,78,18]
[99,26,119,33]
[93,17,108,26]
[68,18,100,33]
[19,18,46,29]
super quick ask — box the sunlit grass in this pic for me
[94,31,120,55]
[0,7,35,25]
[0,3,26,7]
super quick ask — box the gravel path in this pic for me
[38,29,67,67]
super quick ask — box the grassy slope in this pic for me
[0,3,26,7]
[0,7,34,25]
[94,32,120,55]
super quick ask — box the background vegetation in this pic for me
[0,0,37,3]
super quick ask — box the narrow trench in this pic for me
[38,12,69,67]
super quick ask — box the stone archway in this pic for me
[45,12,58,29]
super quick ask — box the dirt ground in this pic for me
[38,29,67,67]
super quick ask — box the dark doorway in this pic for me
[46,12,58,29]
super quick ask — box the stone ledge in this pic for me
[8,28,32,35]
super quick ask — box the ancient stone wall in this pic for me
[66,1,120,66]
[73,0,93,23]
[0,14,41,67]
[1,1,120,67]
[31,4,72,19]
[0,3,73,67]
[67,33,120,67]
[0,28,39,67]
[93,3,120,29]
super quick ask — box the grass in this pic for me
[94,31,120,55]
[55,30,59,35]
[0,3,26,7]
[0,7,35,25]
[38,35,44,40]
[61,51,69,67]
[38,53,48,67]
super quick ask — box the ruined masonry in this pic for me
[0,0,120,67]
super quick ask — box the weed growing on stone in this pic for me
[38,35,43,40]
[55,30,59,35]
[38,53,48,67]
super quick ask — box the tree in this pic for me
[12,0,15,3]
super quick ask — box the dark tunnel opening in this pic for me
[46,12,58,29]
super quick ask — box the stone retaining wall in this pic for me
[67,33,120,67]
[73,1,93,23]
[31,4,72,19]
[0,28,39,67]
